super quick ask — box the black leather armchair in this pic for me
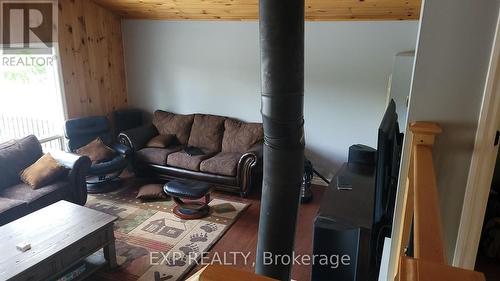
[65,116,130,193]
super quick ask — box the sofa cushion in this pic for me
[222,119,264,153]
[0,181,69,210]
[0,198,28,226]
[188,114,226,153]
[200,152,243,176]
[152,110,194,145]
[136,146,183,165]
[20,153,68,189]
[167,149,215,171]
[0,135,43,190]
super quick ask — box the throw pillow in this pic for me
[20,153,67,189]
[222,119,264,153]
[136,184,168,201]
[75,138,116,163]
[146,134,177,148]
[0,136,44,190]
[152,110,194,145]
[187,114,226,153]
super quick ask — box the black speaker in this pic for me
[348,144,376,167]
[113,109,143,135]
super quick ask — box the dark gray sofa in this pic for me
[0,135,91,226]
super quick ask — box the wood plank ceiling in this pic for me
[93,0,421,21]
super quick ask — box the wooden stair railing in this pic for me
[395,122,485,281]
[186,265,278,281]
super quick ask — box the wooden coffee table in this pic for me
[0,200,118,281]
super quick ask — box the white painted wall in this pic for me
[389,0,499,273]
[122,20,419,179]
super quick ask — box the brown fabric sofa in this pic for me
[0,135,91,226]
[118,110,263,196]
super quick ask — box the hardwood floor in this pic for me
[93,176,324,281]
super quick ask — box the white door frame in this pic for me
[452,8,500,269]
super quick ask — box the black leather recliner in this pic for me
[65,116,130,193]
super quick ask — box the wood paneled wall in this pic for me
[58,0,128,119]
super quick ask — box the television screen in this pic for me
[372,99,403,264]
[374,99,398,224]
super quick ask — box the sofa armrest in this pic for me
[245,142,263,160]
[111,143,132,157]
[118,124,158,152]
[236,142,264,196]
[50,150,91,205]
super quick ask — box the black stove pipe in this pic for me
[255,0,305,280]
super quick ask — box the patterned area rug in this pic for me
[86,186,248,281]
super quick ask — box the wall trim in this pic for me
[453,7,500,269]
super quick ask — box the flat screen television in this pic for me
[372,99,404,263]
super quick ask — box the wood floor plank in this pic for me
[184,186,325,280]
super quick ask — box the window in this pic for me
[0,45,65,150]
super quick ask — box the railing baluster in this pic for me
[396,122,485,281]
[58,136,64,151]
[17,116,21,138]
[0,115,5,141]
[23,116,28,136]
[9,116,14,139]
[16,116,21,138]
[6,116,11,139]
[413,144,445,263]
[35,118,41,138]
[41,119,45,138]
[0,113,63,149]
[41,118,45,137]
[5,116,10,140]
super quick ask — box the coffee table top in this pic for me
[0,200,117,280]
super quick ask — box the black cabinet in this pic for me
[312,163,376,281]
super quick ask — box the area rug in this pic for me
[86,187,248,281]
